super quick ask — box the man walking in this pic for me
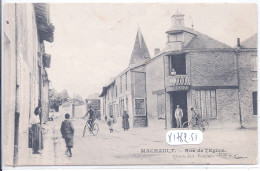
[175,105,183,128]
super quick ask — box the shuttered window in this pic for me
[195,90,217,119]
[157,94,165,119]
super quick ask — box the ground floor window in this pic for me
[157,94,165,119]
[109,104,113,117]
[253,92,257,115]
[119,99,124,117]
[126,97,129,113]
[113,104,119,117]
[194,90,217,119]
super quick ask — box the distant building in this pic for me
[100,27,151,127]
[60,100,86,119]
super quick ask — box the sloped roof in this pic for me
[185,30,232,49]
[240,33,257,49]
[129,27,151,65]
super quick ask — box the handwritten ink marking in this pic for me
[166,130,203,145]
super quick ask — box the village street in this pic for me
[23,113,258,166]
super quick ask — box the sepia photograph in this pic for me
[2,1,258,167]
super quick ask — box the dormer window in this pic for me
[168,33,183,42]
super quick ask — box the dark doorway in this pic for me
[253,92,257,115]
[171,91,188,128]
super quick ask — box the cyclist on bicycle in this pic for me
[191,107,200,125]
[83,106,96,131]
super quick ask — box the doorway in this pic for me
[171,91,188,128]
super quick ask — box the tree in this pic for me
[57,89,70,103]
[49,89,70,111]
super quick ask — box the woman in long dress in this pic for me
[31,107,43,154]
[122,111,130,131]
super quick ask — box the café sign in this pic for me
[166,86,190,92]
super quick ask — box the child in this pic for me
[107,116,114,133]
[60,113,74,157]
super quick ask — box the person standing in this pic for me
[175,105,183,128]
[30,106,43,154]
[122,111,130,131]
[60,113,74,157]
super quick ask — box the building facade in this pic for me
[146,11,257,129]
[100,11,257,130]
[236,34,258,128]
[3,3,54,166]
[100,28,150,128]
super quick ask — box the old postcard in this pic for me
[2,2,258,167]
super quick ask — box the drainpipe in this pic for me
[38,54,42,125]
[163,55,167,129]
[235,38,244,129]
[13,4,20,166]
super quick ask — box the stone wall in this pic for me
[146,55,165,118]
[3,3,47,165]
[188,51,238,87]
[3,3,16,166]
[238,50,258,128]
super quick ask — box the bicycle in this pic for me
[182,117,209,132]
[83,120,99,137]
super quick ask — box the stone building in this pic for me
[100,11,257,130]
[146,11,257,129]
[236,34,258,128]
[100,27,150,127]
[3,3,54,165]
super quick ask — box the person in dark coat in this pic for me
[60,113,74,157]
[122,111,130,131]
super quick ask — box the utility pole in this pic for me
[13,4,20,166]
[72,92,75,118]
[235,38,245,129]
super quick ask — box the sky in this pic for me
[44,3,258,98]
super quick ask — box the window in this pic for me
[111,87,114,98]
[115,85,117,97]
[168,33,183,42]
[251,56,257,72]
[125,73,128,90]
[109,104,113,117]
[157,94,165,119]
[169,54,186,75]
[120,76,122,93]
[126,96,129,112]
[253,92,257,115]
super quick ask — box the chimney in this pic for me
[154,48,160,56]
[237,38,240,47]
